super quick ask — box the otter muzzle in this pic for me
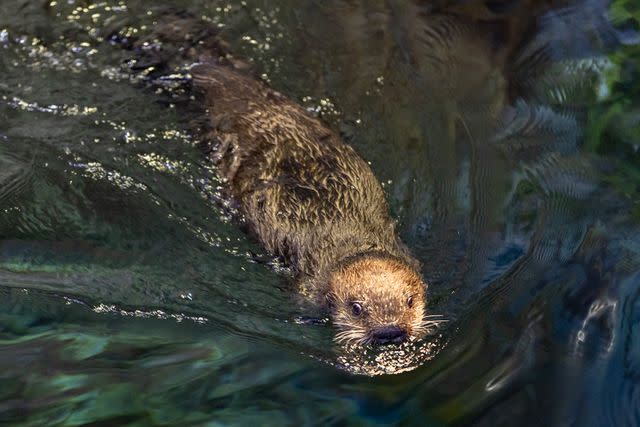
[371,326,407,344]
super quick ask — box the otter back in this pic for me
[192,64,416,279]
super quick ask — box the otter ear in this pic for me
[325,292,337,310]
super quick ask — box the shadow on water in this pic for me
[1,0,640,425]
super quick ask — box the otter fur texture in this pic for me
[193,64,430,344]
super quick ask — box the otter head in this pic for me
[325,254,427,346]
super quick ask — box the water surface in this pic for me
[1,0,640,425]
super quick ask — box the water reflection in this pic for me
[286,1,619,294]
[0,0,639,425]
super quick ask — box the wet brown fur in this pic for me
[192,64,428,342]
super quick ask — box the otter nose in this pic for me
[371,326,407,344]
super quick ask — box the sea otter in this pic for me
[108,11,431,345]
[192,63,428,344]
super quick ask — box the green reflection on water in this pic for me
[0,0,639,425]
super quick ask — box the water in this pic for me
[1,0,639,425]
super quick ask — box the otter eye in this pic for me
[351,302,362,316]
[407,296,414,308]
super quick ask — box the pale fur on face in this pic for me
[326,255,431,345]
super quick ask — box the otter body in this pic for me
[193,64,427,344]
[194,65,417,277]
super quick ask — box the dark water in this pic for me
[1,0,640,425]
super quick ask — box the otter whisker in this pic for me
[420,315,448,323]
[334,329,368,345]
[335,332,354,343]
[335,334,351,344]
[333,322,367,335]
[335,329,367,338]
[422,319,448,325]
[362,335,375,346]
[417,321,447,331]
[411,315,449,336]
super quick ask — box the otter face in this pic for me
[326,256,427,345]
